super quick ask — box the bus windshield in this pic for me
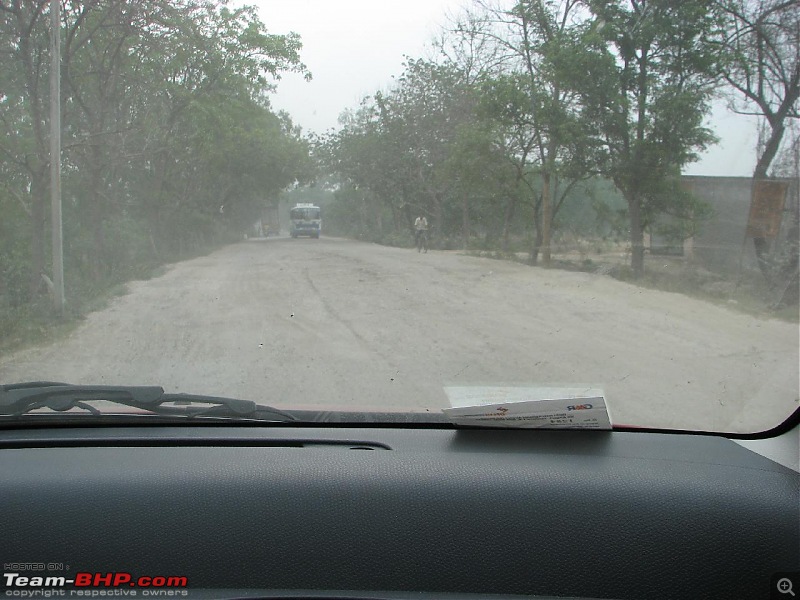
[291,207,320,220]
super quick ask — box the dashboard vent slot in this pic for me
[0,438,392,450]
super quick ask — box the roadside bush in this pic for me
[104,216,158,280]
[381,231,415,248]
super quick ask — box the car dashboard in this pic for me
[1,421,798,600]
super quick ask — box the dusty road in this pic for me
[1,237,797,432]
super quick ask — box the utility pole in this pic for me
[50,0,65,316]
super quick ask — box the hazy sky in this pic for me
[251,0,761,177]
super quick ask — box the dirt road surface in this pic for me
[1,237,797,432]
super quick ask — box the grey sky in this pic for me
[254,0,463,132]
[252,0,761,177]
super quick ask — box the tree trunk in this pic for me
[89,143,107,280]
[462,191,469,251]
[28,172,48,298]
[541,171,552,264]
[754,121,786,180]
[627,192,645,278]
[752,236,773,281]
[530,189,543,265]
[529,223,542,266]
[530,198,542,266]
[751,121,789,283]
[501,196,517,253]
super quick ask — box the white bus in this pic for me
[290,203,321,238]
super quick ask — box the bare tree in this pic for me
[718,0,799,291]
[719,0,799,178]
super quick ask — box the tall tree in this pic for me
[717,0,799,285]
[0,0,310,307]
[451,0,600,263]
[324,59,481,241]
[577,0,722,277]
[719,0,799,178]
[0,0,53,297]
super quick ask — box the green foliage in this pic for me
[321,0,721,265]
[0,0,311,352]
[567,0,725,275]
[0,189,31,309]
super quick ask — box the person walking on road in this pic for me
[414,215,429,253]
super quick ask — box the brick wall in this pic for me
[679,176,799,276]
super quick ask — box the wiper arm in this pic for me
[0,382,298,422]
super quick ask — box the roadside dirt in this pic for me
[1,237,797,432]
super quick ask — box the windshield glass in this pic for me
[291,207,321,220]
[0,0,797,433]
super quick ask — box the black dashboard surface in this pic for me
[1,425,798,600]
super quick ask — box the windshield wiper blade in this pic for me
[0,382,298,422]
